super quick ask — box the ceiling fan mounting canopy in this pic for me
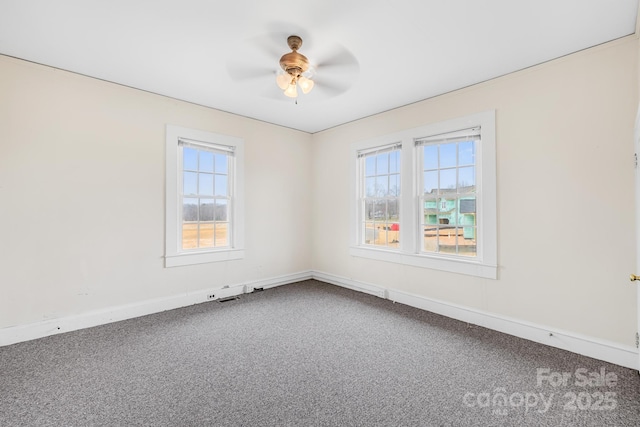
[279,35,309,78]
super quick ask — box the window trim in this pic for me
[165,125,245,267]
[349,110,497,279]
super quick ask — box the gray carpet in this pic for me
[1,280,639,426]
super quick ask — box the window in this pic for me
[350,111,496,279]
[418,128,479,257]
[357,143,401,248]
[180,141,232,250]
[165,125,244,267]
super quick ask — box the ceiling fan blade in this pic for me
[246,34,283,59]
[226,64,274,82]
[314,44,359,71]
[312,76,352,97]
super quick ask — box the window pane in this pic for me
[183,147,198,171]
[389,151,400,173]
[199,223,214,248]
[216,223,229,247]
[378,228,389,246]
[200,200,214,221]
[459,141,475,166]
[215,200,228,221]
[182,223,198,249]
[389,173,400,196]
[183,198,198,221]
[459,226,477,257]
[365,156,376,176]
[437,196,456,248]
[438,226,458,255]
[458,166,475,190]
[364,222,377,244]
[377,152,389,174]
[439,143,457,168]
[388,221,400,248]
[199,173,214,196]
[376,175,388,196]
[439,169,456,192]
[423,145,438,170]
[365,177,376,197]
[388,199,399,221]
[365,200,376,220]
[374,200,387,220]
[199,151,214,172]
[459,197,477,215]
[423,225,437,252]
[215,175,228,197]
[183,172,198,196]
[423,199,438,225]
[215,154,228,174]
[424,171,438,194]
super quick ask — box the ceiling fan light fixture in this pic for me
[276,72,291,90]
[298,75,314,94]
[284,83,298,98]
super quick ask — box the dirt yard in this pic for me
[182,223,229,249]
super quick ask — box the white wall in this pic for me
[0,55,312,329]
[311,37,639,347]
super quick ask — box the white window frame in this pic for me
[165,125,245,267]
[349,110,497,279]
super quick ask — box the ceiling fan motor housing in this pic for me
[280,35,309,77]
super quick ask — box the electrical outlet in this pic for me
[207,294,216,300]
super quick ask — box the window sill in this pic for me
[349,246,497,279]
[165,249,245,268]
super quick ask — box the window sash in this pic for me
[357,144,401,249]
[178,142,234,252]
[417,128,480,258]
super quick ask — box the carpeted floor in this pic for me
[1,280,639,426]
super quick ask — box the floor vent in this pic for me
[218,296,239,303]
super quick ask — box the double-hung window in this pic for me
[180,139,233,250]
[165,125,245,267]
[357,143,402,248]
[350,111,496,279]
[417,128,479,257]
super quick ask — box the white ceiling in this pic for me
[0,0,638,133]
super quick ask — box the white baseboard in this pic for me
[311,271,639,370]
[245,271,312,292]
[2,270,637,370]
[312,271,387,299]
[0,271,310,347]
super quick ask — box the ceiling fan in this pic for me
[227,33,360,101]
[276,35,314,98]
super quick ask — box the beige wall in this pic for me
[311,37,639,346]
[0,55,312,328]
[1,36,638,349]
